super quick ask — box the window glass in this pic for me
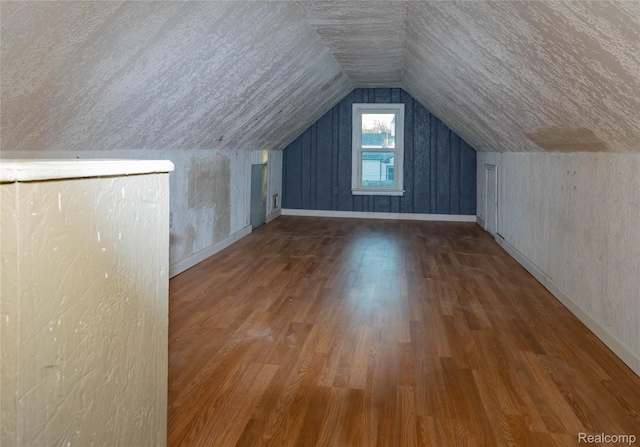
[361,114,395,148]
[361,151,395,187]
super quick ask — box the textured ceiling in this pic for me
[403,1,640,153]
[298,2,406,87]
[1,1,639,154]
[0,2,352,153]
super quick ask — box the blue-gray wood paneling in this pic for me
[282,88,477,215]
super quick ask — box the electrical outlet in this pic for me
[169,211,173,228]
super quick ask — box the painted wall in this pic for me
[1,168,170,446]
[282,88,476,214]
[0,149,273,275]
[477,151,640,374]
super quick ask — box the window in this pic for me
[352,103,404,195]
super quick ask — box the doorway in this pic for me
[250,163,267,230]
[485,164,498,236]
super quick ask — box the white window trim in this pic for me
[352,103,405,196]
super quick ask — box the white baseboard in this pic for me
[495,234,640,377]
[476,215,485,229]
[266,208,281,223]
[281,209,476,222]
[169,225,252,278]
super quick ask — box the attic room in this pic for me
[1,1,639,446]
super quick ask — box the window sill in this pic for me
[352,189,404,196]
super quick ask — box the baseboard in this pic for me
[266,208,281,223]
[476,216,485,229]
[495,234,640,377]
[495,234,549,286]
[281,209,476,222]
[169,225,252,278]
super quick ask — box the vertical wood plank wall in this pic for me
[282,88,477,214]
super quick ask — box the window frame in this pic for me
[351,103,405,196]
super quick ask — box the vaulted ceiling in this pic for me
[2,1,639,154]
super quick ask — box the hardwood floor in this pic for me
[168,217,640,447]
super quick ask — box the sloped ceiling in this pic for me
[0,1,352,153]
[402,1,640,153]
[2,1,639,154]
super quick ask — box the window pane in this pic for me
[361,113,395,148]
[361,152,395,187]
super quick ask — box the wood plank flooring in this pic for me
[168,217,640,447]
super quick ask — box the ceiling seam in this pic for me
[294,0,356,91]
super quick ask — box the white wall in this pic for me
[477,152,640,375]
[1,165,170,446]
[1,149,284,276]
